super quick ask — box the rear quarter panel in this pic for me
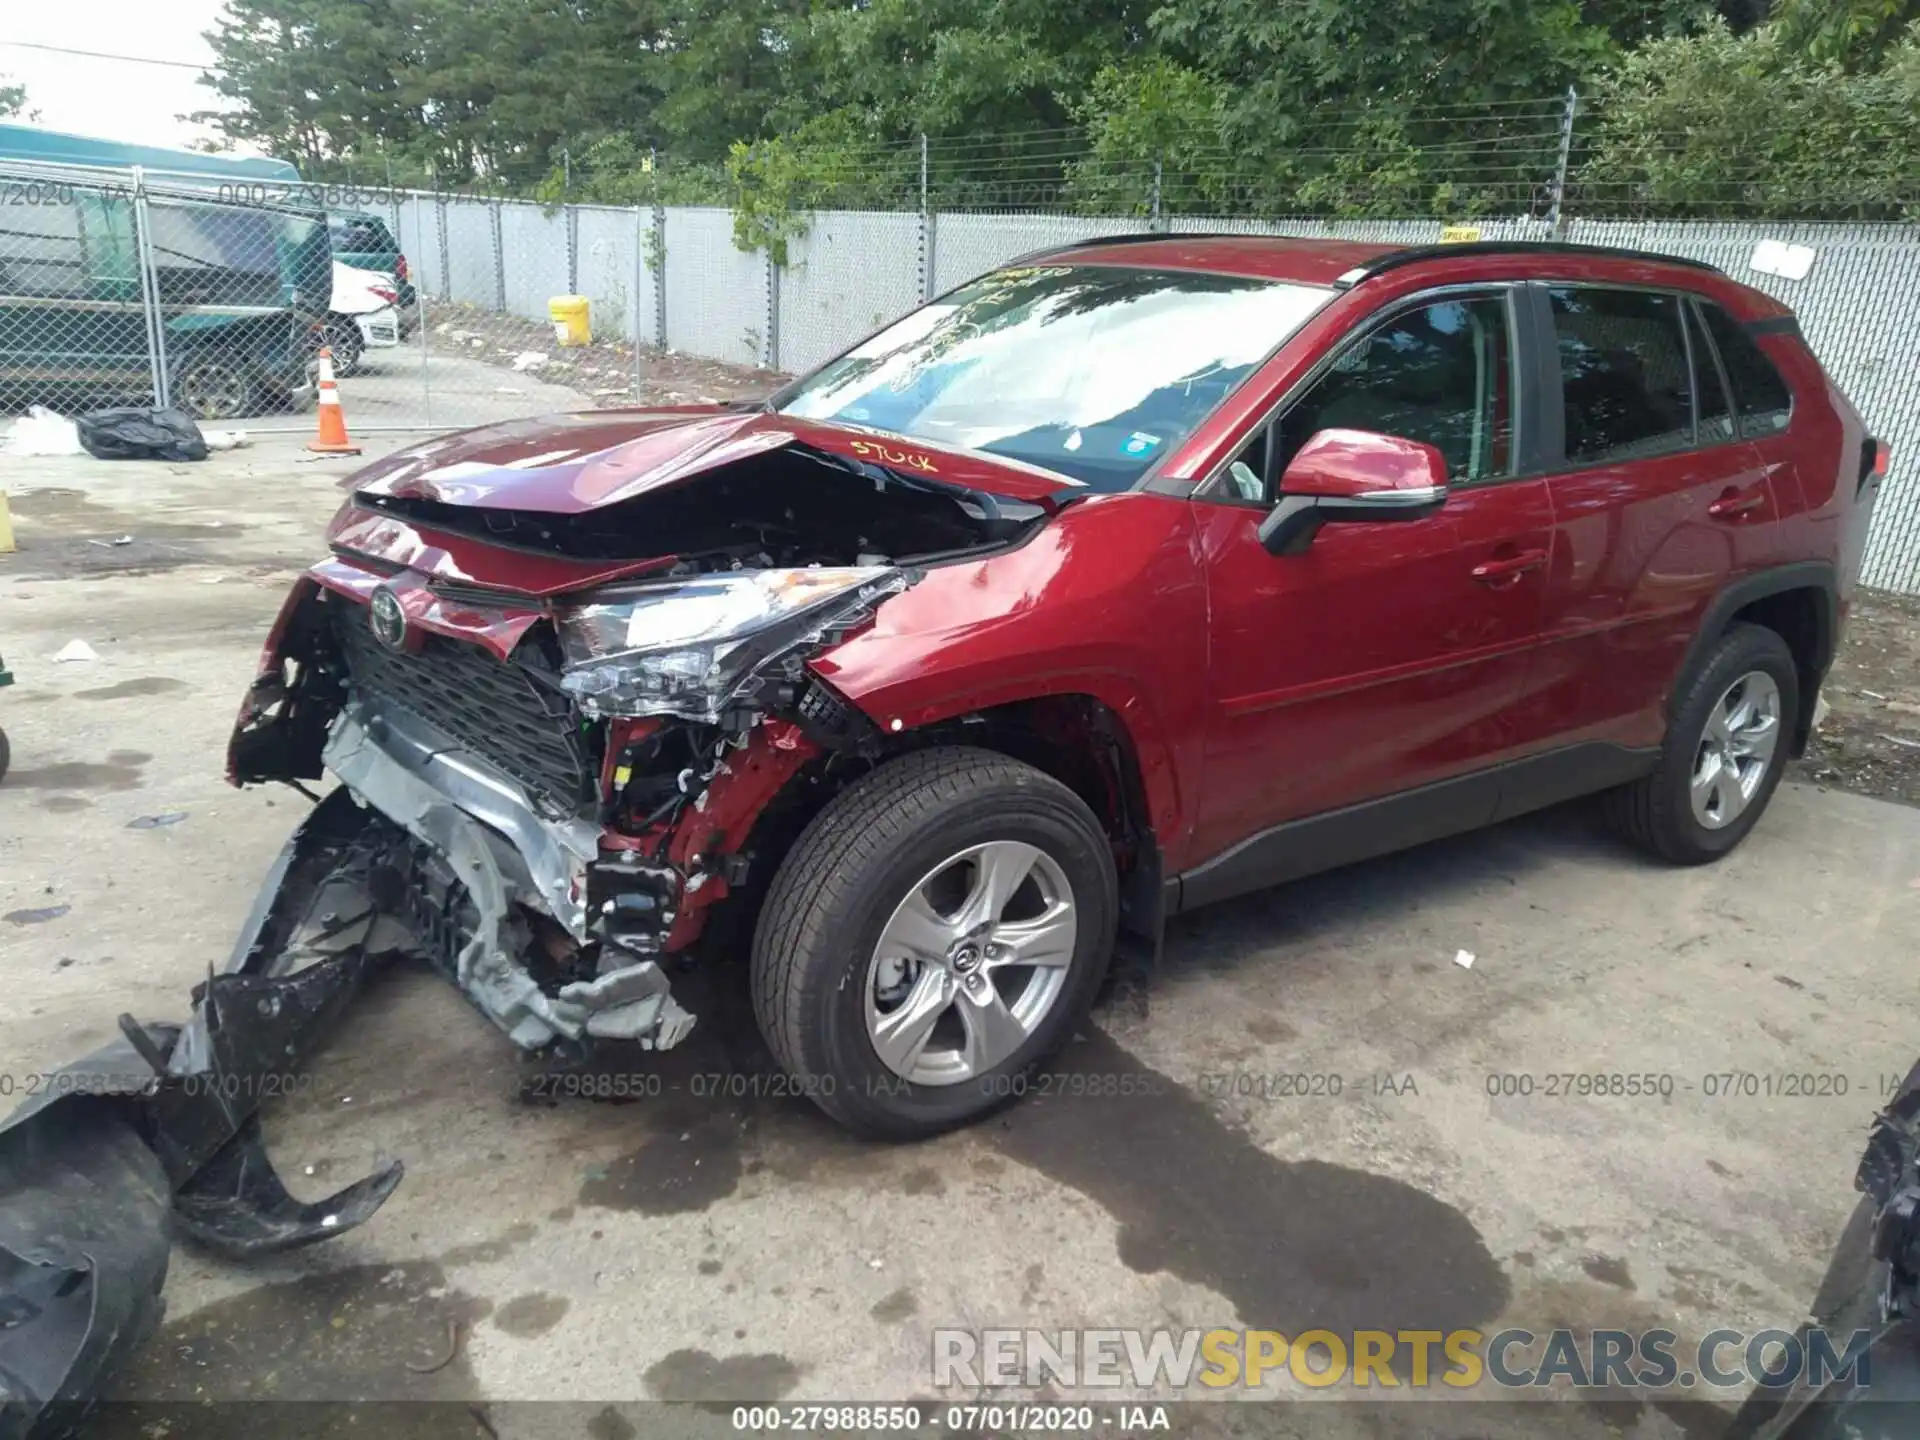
[1765,331,1870,621]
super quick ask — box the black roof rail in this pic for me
[1006,230,1248,266]
[1333,240,1723,289]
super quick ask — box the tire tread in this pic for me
[750,746,1106,1134]
[1604,622,1797,864]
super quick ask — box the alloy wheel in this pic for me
[1690,669,1782,829]
[176,361,251,421]
[864,840,1077,1086]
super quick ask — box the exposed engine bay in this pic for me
[354,441,1038,569]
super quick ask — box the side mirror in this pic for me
[1258,428,1449,556]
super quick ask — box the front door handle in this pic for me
[1707,487,1767,520]
[1471,548,1548,584]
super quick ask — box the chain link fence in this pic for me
[0,163,332,426]
[4,153,1920,592]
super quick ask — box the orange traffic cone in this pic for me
[308,346,361,456]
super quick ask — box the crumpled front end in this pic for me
[223,556,902,1056]
[224,427,1024,1056]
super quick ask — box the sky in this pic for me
[0,0,259,153]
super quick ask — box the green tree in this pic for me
[196,0,674,185]
[1069,0,1620,217]
[1579,19,1920,217]
[0,75,30,121]
[1772,0,1920,66]
[647,0,810,161]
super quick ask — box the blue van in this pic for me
[0,125,328,418]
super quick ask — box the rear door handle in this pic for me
[1708,487,1767,520]
[1471,548,1548,584]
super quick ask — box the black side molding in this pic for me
[1172,742,1658,914]
[1744,314,1802,339]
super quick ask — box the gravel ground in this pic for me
[425,303,783,410]
[1792,589,1920,808]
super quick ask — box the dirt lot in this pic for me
[423,303,781,410]
[1792,588,1920,807]
[3,436,1919,1439]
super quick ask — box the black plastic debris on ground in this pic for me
[76,409,209,463]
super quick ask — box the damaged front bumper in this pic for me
[322,699,695,1050]
[0,693,728,1435]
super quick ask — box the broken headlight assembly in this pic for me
[555,567,910,722]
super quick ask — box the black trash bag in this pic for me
[75,408,209,463]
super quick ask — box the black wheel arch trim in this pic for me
[1671,560,1838,757]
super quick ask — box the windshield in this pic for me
[777,265,1331,491]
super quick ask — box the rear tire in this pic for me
[751,747,1117,1140]
[173,357,260,421]
[322,319,365,377]
[1604,623,1798,864]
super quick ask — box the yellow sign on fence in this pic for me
[1440,224,1484,244]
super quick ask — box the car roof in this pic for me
[1038,233,1728,293]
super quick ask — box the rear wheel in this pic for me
[1605,623,1798,864]
[751,748,1117,1139]
[173,357,259,421]
[321,318,365,377]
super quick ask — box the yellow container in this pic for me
[549,294,591,347]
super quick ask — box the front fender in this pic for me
[811,494,1211,868]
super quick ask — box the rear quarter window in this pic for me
[1698,301,1793,438]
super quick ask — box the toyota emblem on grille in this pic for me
[369,586,408,652]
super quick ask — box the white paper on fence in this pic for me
[1750,240,1816,281]
[2,405,84,457]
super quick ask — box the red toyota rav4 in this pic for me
[232,236,1884,1139]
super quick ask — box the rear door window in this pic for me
[1548,287,1693,465]
[146,203,285,307]
[1697,302,1793,438]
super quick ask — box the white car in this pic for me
[324,260,403,376]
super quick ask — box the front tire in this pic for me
[1605,623,1798,864]
[751,747,1118,1139]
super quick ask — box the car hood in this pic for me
[347,408,1082,514]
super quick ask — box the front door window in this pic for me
[1273,295,1515,488]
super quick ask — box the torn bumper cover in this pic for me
[321,699,695,1050]
[0,792,403,1439]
